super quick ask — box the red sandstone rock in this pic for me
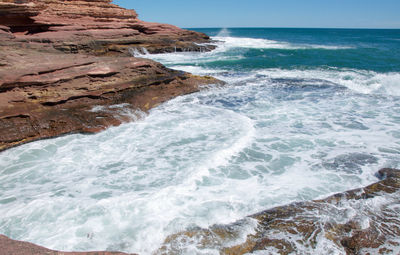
[0,0,222,151]
[0,0,215,54]
[0,1,223,253]
[0,0,222,150]
[0,46,220,151]
[0,234,136,255]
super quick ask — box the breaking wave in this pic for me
[1,28,400,254]
[212,36,354,50]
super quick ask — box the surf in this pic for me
[1,27,400,254]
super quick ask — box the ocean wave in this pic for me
[170,65,226,75]
[2,65,399,254]
[135,49,244,65]
[130,36,353,67]
[255,68,400,96]
[170,64,400,97]
[212,36,354,50]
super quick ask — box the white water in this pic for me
[212,36,354,50]
[1,32,400,254]
[135,35,353,67]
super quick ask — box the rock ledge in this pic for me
[0,0,221,151]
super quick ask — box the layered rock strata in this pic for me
[0,0,221,151]
[0,46,218,151]
[159,168,400,255]
[0,0,215,54]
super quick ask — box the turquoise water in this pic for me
[1,28,400,254]
[193,28,400,72]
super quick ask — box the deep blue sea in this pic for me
[1,28,400,254]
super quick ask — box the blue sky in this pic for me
[112,0,400,29]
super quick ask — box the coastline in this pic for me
[0,0,221,152]
[160,168,400,255]
[2,168,400,254]
[1,2,400,255]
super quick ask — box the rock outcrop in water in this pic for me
[0,0,220,151]
[159,168,400,255]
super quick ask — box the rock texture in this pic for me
[0,234,136,255]
[0,0,215,54]
[159,168,400,255]
[0,0,221,151]
[0,46,218,151]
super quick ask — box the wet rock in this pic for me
[159,168,400,255]
[0,0,223,151]
[0,234,136,255]
[323,153,379,174]
[0,47,221,151]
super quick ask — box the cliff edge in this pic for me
[0,0,215,54]
[0,0,221,152]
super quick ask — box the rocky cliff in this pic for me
[0,0,221,152]
[0,0,215,54]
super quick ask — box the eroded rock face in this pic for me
[0,1,222,254]
[0,0,215,54]
[159,168,400,255]
[0,46,220,151]
[0,0,222,151]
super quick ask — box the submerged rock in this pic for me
[159,168,400,255]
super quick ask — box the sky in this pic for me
[112,0,400,29]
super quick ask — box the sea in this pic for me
[1,28,400,254]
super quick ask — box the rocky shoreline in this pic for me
[2,1,400,255]
[2,168,400,254]
[160,168,400,255]
[0,234,136,255]
[0,0,221,152]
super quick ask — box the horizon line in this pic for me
[183,26,400,30]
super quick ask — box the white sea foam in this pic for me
[255,68,400,96]
[212,36,354,50]
[165,62,400,98]
[129,47,150,57]
[1,74,399,253]
[134,34,352,67]
[216,28,231,37]
[170,61,400,97]
[170,65,227,75]
[88,103,145,122]
[1,30,400,255]
[140,50,243,66]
